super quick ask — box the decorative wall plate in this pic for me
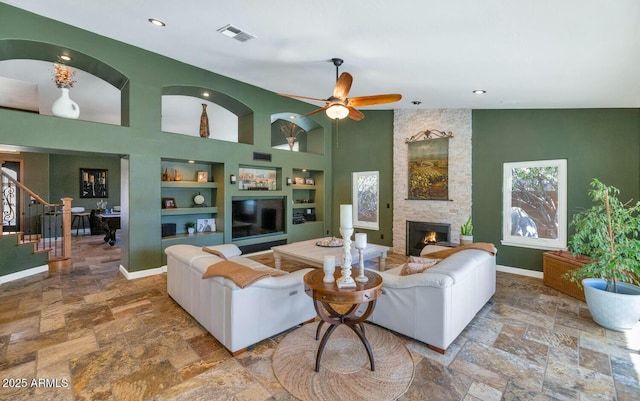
[194,193,205,205]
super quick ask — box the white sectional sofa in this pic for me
[365,245,496,353]
[165,244,316,354]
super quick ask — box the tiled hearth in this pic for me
[0,235,639,400]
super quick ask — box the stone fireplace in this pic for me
[392,109,472,255]
[406,221,452,256]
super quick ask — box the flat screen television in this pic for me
[232,197,286,239]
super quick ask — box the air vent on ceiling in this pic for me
[217,24,255,42]
[253,152,272,162]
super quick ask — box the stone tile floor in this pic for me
[0,234,638,400]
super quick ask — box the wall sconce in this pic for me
[286,177,292,186]
[230,174,236,184]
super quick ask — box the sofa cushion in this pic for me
[166,244,221,266]
[420,245,451,256]
[202,244,242,259]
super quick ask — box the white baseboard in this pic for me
[119,264,166,280]
[0,264,49,286]
[497,264,543,279]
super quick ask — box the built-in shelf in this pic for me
[161,231,223,241]
[161,181,218,188]
[289,168,325,242]
[292,203,317,209]
[161,207,218,216]
[160,159,224,264]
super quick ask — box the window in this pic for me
[502,159,567,250]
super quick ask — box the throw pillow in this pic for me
[408,256,441,265]
[399,258,440,276]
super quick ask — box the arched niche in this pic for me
[0,39,129,126]
[270,113,324,154]
[161,86,254,144]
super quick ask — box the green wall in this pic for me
[49,153,121,210]
[331,111,395,246]
[0,4,333,272]
[472,109,640,271]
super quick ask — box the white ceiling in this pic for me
[3,0,640,110]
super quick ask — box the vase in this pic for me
[162,168,171,181]
[286,136,296,150]
[199,104,210,138]
[52,88,80,119]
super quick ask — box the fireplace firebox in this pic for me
[406,221,452,256]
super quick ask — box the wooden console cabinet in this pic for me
[543,251,589,302]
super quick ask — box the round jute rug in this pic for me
[272,322,414,401]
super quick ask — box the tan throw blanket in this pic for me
[422,242,496,259]
[202,260,278,288]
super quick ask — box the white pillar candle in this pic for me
[355,233,367,248]
[323,255,336,283]
[324,255,335,269]
[340,204,353,228]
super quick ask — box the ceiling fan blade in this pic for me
[303,105,330,117]
[347,106,365,121]
[347,94,402,107]
[333,72,353,100]
[278,93,329,103]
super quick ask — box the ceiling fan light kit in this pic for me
[278,58,401,122]
[326,104,349,119]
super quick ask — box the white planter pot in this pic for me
[460,234,473,245]
[187,227,195,234]
[582,278,640,331]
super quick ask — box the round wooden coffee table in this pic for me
[303,269,383,372]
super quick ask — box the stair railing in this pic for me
[1,168,72,262]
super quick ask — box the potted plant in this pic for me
[460,215,473,245]
[565,179,640,331]
[185,221,196,235]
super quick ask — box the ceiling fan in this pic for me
[279,58,402,121]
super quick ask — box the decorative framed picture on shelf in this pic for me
[305,177,315,185]
[196,171,208,182]
[294,177,305,185]
[162,197,177,209]
[197,218,216,233]
[352,171,380,230]
[80,168,108,198]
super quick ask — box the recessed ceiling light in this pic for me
[188,160,195,164]
[148,18,166,27]
[59,55,71,62]
[202,92,209,97]
[473,90,487,94]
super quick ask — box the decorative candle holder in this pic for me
[337,227,356,288]
[355,233,368,282]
